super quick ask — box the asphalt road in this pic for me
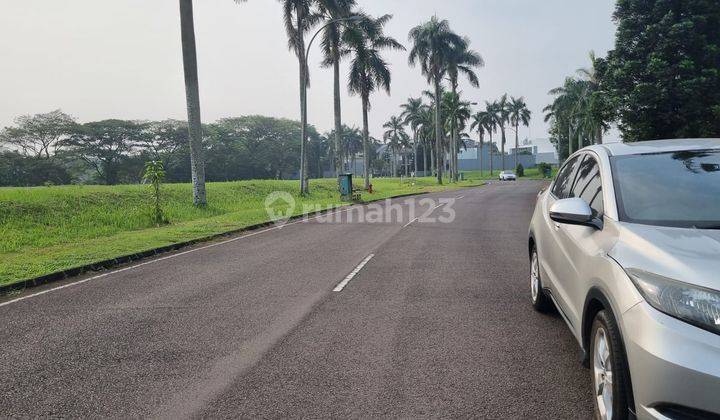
[0,181,592,418]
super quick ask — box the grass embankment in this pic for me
[0,175,501,287]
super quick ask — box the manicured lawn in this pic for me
[0,176,485,287]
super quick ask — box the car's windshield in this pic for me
[612,149,720,228]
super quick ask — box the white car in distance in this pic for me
[498,170,517,181]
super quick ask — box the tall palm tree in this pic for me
[383,115,410,177]
[178,0,247,205]
[495,94,511,170]
[346,13,405,189]
[416,104,435,175]
[318,0,356,177]
[509,96,531,170]
[408,16,466,185]
[281,0,320,194]
[446,40,483,181]
[345,126,363,174]
[544,77,589,159]
[576,51,610,145]
[400,97,424,176]
[442,91,472,176]
[470,110,491,175]
[484,101,499,176]
[178,0,205,205]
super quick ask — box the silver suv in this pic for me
[528,139,720,419]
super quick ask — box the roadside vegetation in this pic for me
[544,0,720,161]
[0,176,485,287]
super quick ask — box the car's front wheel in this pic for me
[530,246,552,312]
[591,310,631,420]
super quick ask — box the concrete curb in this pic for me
[0,190,442,296]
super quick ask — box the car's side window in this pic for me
[571,156,604,217]
[551,155,582,199]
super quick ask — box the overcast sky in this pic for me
[0,0,618,143]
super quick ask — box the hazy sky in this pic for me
[0,0,618,143]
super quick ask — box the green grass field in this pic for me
[0,169,552,287]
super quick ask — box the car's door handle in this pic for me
[553,222,561,230]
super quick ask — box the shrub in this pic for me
[536,162,552,178]
[515,163,525,177]
[142,161,168,226]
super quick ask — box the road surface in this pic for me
[0,181,592,418]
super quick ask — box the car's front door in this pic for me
[541,154,583,325]
[550,153,606,328]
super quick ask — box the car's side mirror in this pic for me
[550,198,602,229]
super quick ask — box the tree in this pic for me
[143,160,167,226]
[509,96,531,170]
[137,120,188,163]
[446,40,483,181]
[281,0,320,194]
[576,51,610,145]
[64,120,143,185]
[178,0,224,205]
[470,110,491,174]
[383,115,410,177]
[495,94,511,170]
[484,101,499,175]
[0,151,72,186]
[603,0,720,141]
[318,0,356,177]
[400,97,424,176]
[208,115,310,180]
[441,91,472,177]
[346,13,405,189]
[408,16,466,185]
[416,104,436,175]
[0,110,76,159]
[544,77,591,160]
[344,126,363,175]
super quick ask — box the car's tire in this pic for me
[530,246,553,312]
[590,310,632,420]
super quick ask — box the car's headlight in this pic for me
[627,268,720,335]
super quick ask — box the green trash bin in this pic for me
[338,173,352,200]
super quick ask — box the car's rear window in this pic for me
[611,149,720,228]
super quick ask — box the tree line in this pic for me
[385,88,532,180]
[0,111,389,187]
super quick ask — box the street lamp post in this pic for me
[297,16,361,193]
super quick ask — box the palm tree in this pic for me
[470,110,491,175]
[178,0,247,205]
[484,101,499,176]
[318,0,356,177]
[281,0,320,194]
[408,16,466,185]
[576,51,610,145]
[344,126,363,174]
[179,0,206,205]
[544,77,589,159]
[416,104,435,175]
[400,97,424,176]
[442,91,472,177]
[446,40,483,181]
[509,96,531,170]
[495,94,511,170]
[346,13,405,189]
[383,115,410,177]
